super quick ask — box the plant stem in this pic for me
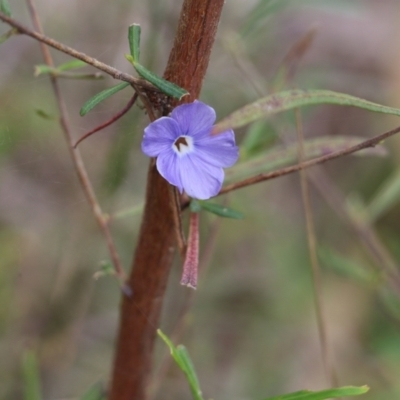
[0,11,156,93]
[25,0,126,282]
[219,124,400,195]
[109,1,226,399]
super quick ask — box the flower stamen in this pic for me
[173,135,193,156]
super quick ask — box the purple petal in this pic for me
[178,154,224,200]
[141,117,179,157]
[170,101,216,138]
[156,149,183,192]
[195,129,239,168]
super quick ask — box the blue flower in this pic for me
[141,101,239,200]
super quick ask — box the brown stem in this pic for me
[25,0,126,283]
[218,124,400,195]
[73,93,138,148]
[0,11,157,93]
[109,1,225,399]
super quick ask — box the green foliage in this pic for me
[0,0,11,17]
[157,330,204,400]
[214,89,400,133]
[80,82,130,116]
[262,385,369,400]
[191,199,244,219]
[128,24,141,62]
[126,54,188,99]
[125,24,188,99]
[22,350,42,400]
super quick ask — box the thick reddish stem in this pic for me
[109,1,225,399]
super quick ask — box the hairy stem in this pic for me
[109,1,225,399]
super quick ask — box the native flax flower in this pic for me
[141,101,239,200]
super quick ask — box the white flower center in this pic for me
[172,135,194,157]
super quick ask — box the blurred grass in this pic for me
[2,0,400,399]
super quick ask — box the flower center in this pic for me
[173,135,194,157]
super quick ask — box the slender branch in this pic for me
[74,93,138,148]
[219,124,400,195]
[25,0,126,282]
[0,11,158,93]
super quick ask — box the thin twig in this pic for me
[25,0,126,282]
[295,109,338,387]
[218,124,400,195]
[0,11,158,93]
[74,93,138,148]
[169,185,187,259]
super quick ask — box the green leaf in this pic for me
[57,59,88,71]
[226,136,386,184]
[126,55,188,99]
[128,24,141,62]
[0,0,12,17]
[198,201,244,219]
[262,385,369,400]
[366,168,400,222]
[22,350,42,400]
[80,382,106,400]
[157,329,204,400]
[80,82,130,116]
[214,89,400,133]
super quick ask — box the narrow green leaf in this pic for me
[22,350,42,400]
[128,24,141,62]
[57,59,87,71]
[80,382,106,400]
[366,168,400,222]
[35,109,55,120]
[80,82,130,116]
[35,61,90,76]
[214,89,400,133]
[226,136,386,184]
[157,330,204,400]
[198,201,244,219]
[0,0,12,17]
[126,55,188,99]
[262,385,369,400]
[176,346,203,400]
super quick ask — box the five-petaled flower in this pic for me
[141,101,239,200]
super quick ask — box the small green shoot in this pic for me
[80,82,130,116]
[262,385,369,400]
[128,24,141,62]
[157,329,204,400]
[0,0,12,17]
[190,199,244,219]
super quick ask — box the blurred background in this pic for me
[2,0,400,399]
